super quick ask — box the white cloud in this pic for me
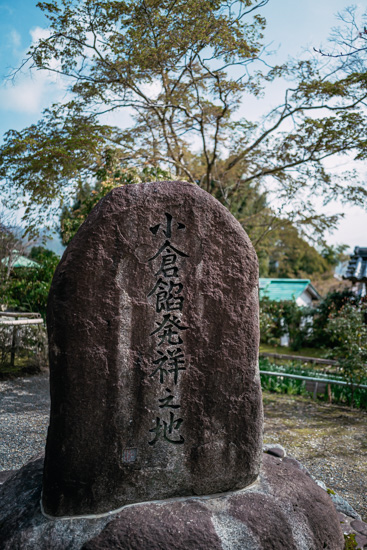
[0,63,68,114]
[30,26,51,44]
[140,80,162,101]
[0,75,50,114]
[0,26,68,114]
[8,29,21,49]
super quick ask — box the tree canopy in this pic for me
[315,5,367,65]
[0,1,366,247]
[58,152,345,279]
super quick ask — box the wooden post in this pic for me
[10,326,17,367]
[313,381,318,400]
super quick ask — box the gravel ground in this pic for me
[1,374,366,523]
[263,390,367,522]
[0,374,50,471]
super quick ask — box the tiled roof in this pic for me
[343,247,367,283]
[259,279,321,302]
[1,250,39,269]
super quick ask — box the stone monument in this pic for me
[0,181,349,549]
[42,180,263,517]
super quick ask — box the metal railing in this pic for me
[260,369,367,399]
[260,351,337,366]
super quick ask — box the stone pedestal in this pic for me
[0,453,346,550]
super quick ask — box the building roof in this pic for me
[259,278,321,302]
[1,250,39,269]
[344,247,367,283]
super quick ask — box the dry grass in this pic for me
[263,390,367,521]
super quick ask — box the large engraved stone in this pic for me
[42,181,263,517]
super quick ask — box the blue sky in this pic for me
[0,0,366,250]
[0,2,48,131]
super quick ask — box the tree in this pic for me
[308,289,360,349]
[59,154,173,244]
[0,246,59,317]
[0,211,25,281]
[58,147,331,279]
[326,301,367,406]
[315,5,367,65]
[319,243,349,267]
[0,1,366,243]
[256,223,331,278]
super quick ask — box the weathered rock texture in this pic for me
[0,454,346,549]
[83,453,345,550]
[43,181,263,517]
[0,456,111,550]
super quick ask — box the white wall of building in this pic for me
[296,290,313,308]
[281,288,314,346]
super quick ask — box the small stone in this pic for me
[265,448,284,458]
[314,479,327,491]
[263,444,285,458]
[330,492,361,520]
[355,533,367,549]
[351,520,367,536]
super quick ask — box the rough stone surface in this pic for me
[0,454,345,550]
[83,500,223,550]
[0,470,15,484]
[80,453,345,550]
[352,519,367,536]
[331,491,362,520]
[43,181,263,517]
[314,479,327,491]
[282,456,312,477]
[355,534,367,549]
[0,455,111,550]
[339,512,355,535]
[338,513,367,548]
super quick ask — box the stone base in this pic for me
[0,453,351,549]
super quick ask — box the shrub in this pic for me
[308,289,362,349]
[0,247,59,318]
[259,297,311,350]
[326,302,367,406]
[259,357,367,409]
